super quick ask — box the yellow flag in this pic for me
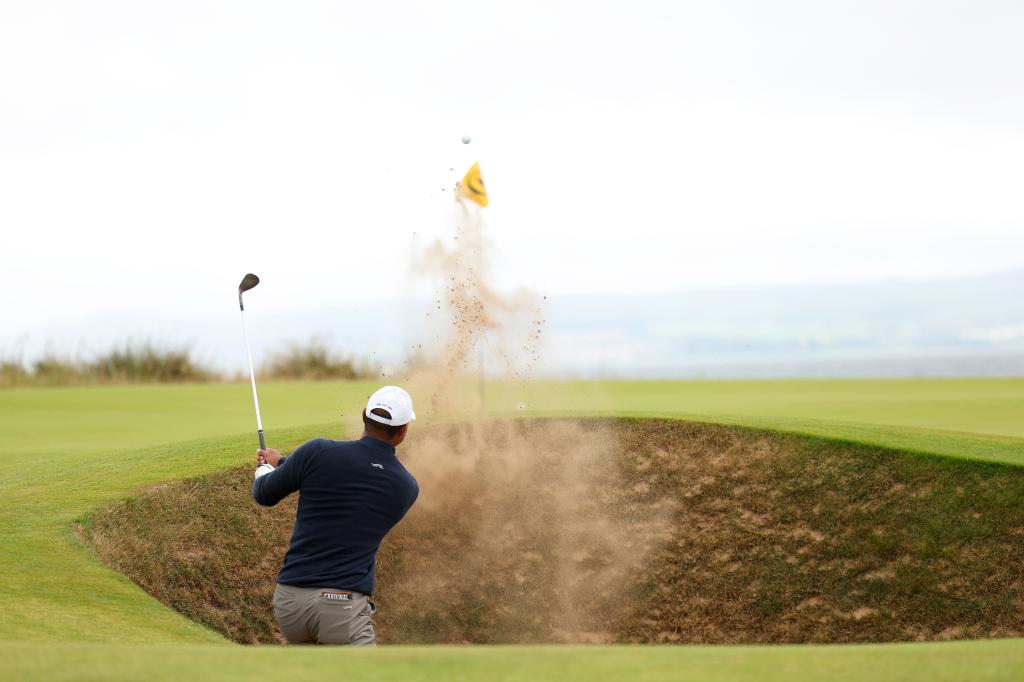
[458,162,488,207]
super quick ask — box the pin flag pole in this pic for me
[456,161,489,412]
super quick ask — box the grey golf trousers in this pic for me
[273,583,376,646]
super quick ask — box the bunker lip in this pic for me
[79,417,1024,645]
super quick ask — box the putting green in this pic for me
[1,379,1022,680]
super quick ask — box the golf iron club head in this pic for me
[238,273,260,310]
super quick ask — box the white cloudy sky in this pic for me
[2,1,1023,333]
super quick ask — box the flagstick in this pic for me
[456,162,489,414]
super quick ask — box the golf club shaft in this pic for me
[240,308,265,450]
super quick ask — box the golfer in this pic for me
[252,385,419,646]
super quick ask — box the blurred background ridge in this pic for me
[4,267,1022,379]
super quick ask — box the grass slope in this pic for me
[1,379,1022,680]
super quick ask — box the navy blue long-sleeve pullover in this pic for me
[252,436,419,595]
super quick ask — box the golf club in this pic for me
[238,273,266,450]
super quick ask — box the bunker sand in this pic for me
[81,418,1024,645]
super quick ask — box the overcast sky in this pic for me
[2,1,1023,334]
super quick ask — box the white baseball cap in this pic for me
[365,386,416,426]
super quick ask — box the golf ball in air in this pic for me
[461,135,471,144]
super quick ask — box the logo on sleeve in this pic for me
[371,463,384,470]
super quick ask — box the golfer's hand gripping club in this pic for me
[257,447,283,467]
[255,447,282,479]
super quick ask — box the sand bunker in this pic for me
[80,418,1024,645]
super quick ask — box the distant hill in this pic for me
[3,269,1023,378]
[541,268,1024,377]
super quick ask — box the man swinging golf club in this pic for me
[252,386,419,646]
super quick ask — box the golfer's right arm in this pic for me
[252,440,317,506]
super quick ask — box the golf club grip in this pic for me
[258,429,266,450]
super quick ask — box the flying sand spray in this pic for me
[380,152,668,641]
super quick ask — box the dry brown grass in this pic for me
[78,418,1024,644]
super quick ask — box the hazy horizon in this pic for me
[4,266,1022,379]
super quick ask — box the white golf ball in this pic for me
[461,135,471,144]
[516,402,526,411]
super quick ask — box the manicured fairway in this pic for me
[1,379,1022,681]
[5,377,1022,460]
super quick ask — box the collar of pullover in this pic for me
[360,434,397,456]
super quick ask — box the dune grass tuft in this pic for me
[262,338,378,381]
[0,344,214,387]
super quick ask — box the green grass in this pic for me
[1,378,1023,680]
[3,640,1023,682]
[503,379,1024,465]
[4,378,1022,460]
